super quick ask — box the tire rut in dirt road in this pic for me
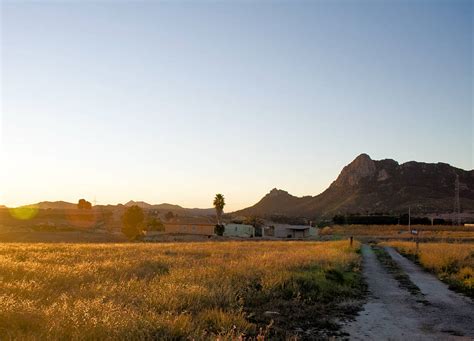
[343,244,469,340]
[384,247,474,338]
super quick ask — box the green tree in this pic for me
[214,224,225,236]
[245,216,264,237]
[244,216,264,228]
[121,205,145,240]
[213,194,225,226]
[164,211,175,221]
[77,199,92,210]
[147,217,164,231]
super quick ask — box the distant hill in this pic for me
[124,200,153,209]
[235,154,474,219]
[124,200,214,216]
[21,201,77,210]
[8,200,214,217]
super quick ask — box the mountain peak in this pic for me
[267,188,291,197]
[354,153,372,162]
[125,200,151,208]
[270,188,287,193]
[232,187,302,217]
[333,153,376,187]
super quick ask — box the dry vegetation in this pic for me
[0,241,364,340]
[383,241,474,297]
[320,225,474,241]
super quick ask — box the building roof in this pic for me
[164,216,216,225]
[286,226,310,230]
[163,222,215,226]
[225,223,254,228]
[269,223,311,230]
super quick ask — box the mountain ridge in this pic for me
[4,154,473,219]
[6,200,214,216]
[235,154,474,219]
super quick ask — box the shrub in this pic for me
[147,217,164,231]
[214,224,225,236]
[121,205,145,240]
[77,199,92,210]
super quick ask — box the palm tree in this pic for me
[213,194,225,225]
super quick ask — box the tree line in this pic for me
[332,214,450,225]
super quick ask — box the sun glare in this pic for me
[9,206,39,220]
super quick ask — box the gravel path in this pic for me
[343,245,473,340]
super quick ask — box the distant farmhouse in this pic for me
[162,216,216,236]
[145,215,316,239]
[163,222,215,236]
[264,223,316,238]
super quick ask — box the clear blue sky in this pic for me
[0,0,472,210]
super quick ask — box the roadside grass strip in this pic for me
[382,241,474,299]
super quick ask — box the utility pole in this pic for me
[454,174,461,226]
[408,206,411,231]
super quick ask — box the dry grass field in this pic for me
[0,241,364,340]
[383,241,474,297]
[320,225,474,241]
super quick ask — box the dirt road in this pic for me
[343,245,473,340]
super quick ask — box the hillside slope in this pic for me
[236,154,474,219]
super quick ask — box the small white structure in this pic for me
[223,224,255,237]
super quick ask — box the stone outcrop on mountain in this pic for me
[235,154,474,219]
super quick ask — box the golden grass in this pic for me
[383,241,474,297]
[321,225,474,241]
[0,241,361,340]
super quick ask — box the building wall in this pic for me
[263,226,275,237]
[270,224,312,238]
[273,225,291,238]
[224,224,255,237]
[163,223,215,235]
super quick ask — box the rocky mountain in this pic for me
[235,154,474,219]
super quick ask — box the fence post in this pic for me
[416,233,419,254]
[350,236,353,247]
